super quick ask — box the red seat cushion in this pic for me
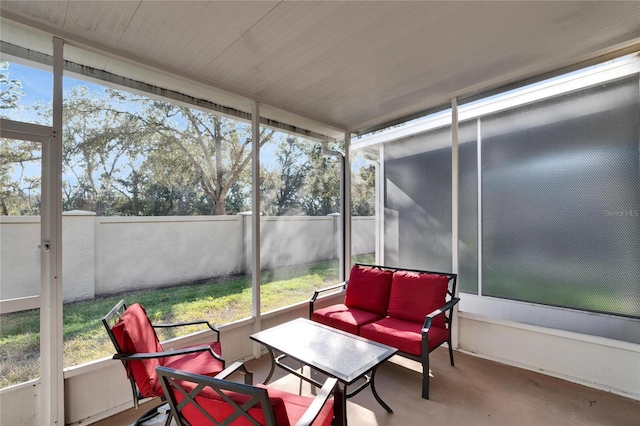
[388,271,449,328]
[266,384,334,426]
[173,382,334,426]
[360,317,449,356]
[311,303,383,335]
[344,264,393,316]
[112,303,223,397]
[162,341,224,382]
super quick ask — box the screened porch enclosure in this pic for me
[1,2,639,425]
[370,61,640,340]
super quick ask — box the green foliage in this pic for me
[0,139,41,215]
[352,163,375,216]
[261,137,311,216]
[0,61,25,111]
[0,63,41,215]
[0,259,350,388]
[299,144,341,215]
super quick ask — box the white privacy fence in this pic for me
[0,211,374,307]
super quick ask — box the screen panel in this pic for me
[481,75,640,317]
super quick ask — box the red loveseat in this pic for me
[309,263,459,399]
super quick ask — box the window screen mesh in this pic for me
[383,120,478,291]
[481,75,640,317]
[458,121,479,294]
[385,127,453,272]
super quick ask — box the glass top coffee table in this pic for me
[250,318,397,425]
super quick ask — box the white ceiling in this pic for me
[1,1,639,140]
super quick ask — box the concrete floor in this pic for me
[92,348,640,426]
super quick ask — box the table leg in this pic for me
[370,367,393,413]
[262,347,276,385]
[333,383,347,426]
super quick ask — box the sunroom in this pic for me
[0,2,639,425]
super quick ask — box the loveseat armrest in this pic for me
[152,319,221,341]
[309,281,348,318]
[295,377,338,426]
[421,297,460,333]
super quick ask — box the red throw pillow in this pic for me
[388,271,449,328]
[344,265,393,316]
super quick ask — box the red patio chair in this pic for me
[157,362,337,426]
[102,299,225,425]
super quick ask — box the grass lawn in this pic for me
[0,257,373,389]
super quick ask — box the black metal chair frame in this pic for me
[309,263,460,399]
[157,362,338,426]
[102,299,225,426]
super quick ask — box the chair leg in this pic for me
[163,410,173,426]
[421,352,430,400]
[448,338,455,367]
[133,402,165,426]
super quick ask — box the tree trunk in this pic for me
[214,198,226,215]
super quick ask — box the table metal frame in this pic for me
[250,318,397,425]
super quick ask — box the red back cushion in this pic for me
[111,303,164,397]
[173,383,289,426]
[388,271,449,328]
[344,265,393,316]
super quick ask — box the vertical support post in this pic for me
[451,97,460,350]
[251,102,262,358]
[378,144,385,265]
[371,160,380,265]
[476,118,483,297]
[451,98,459,275]
[343,132,352,281]
[40,36,64,425]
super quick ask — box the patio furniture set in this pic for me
[103,263,459,425]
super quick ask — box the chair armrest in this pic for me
[309,281,348,318]
[295,377,338,426]
[152,320,221,339]
[214,361,253,384]
[114,344,224,362]
[422,297,460,333]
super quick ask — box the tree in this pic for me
[0,62,24,112]
[262,139,376,217]
[351,162,375,216]
[0,139,41,215]
[3,65,374,217]
[261,137,310,215]
[59,86,153,215]
[122,97,275,215]
[39,85,275,216]
[0,61,41,215]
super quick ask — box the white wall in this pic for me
[257,216,336,271]
[352,216,375,258]
[64,211,96,301]
[457,312,640,400]
[0,211,96,302]
[0,216,39,300]
[95,215,244,294]
[0,214,375,306]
